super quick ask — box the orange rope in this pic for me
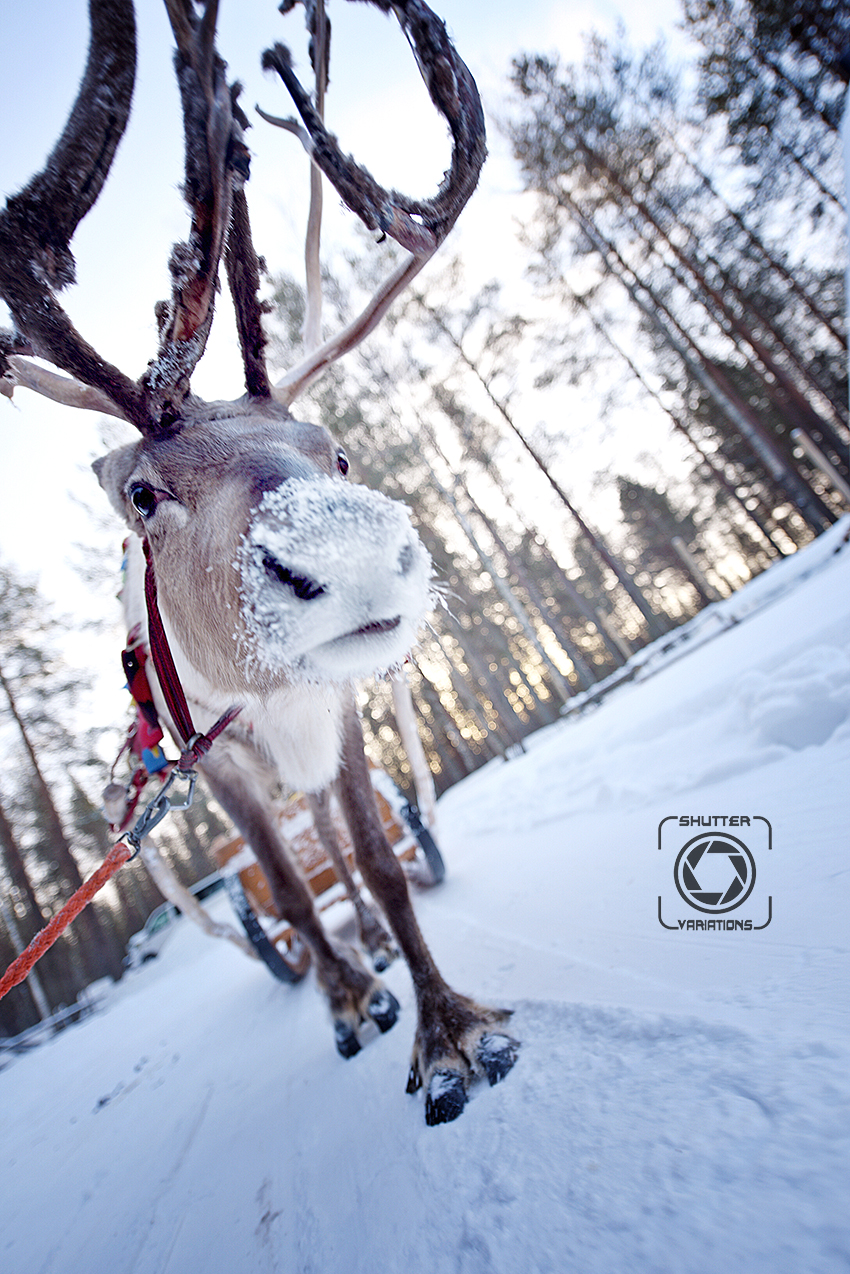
[0,840,132,1003]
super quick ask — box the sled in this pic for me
[211,768,444,982]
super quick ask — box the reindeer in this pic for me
[0,0,519,1124]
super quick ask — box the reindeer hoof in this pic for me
[370,945,396,974]
[476,1032,520,1086]
[409,1008,520,1123]
[367,987,400,1034]
[334,1020,362,1059]
[425,1070,468,1125]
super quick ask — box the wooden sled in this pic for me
[211,769,444,983]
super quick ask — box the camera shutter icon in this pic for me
[674,834,756,914]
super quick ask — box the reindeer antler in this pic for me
[142,0,253,423]
[263,1,484,256]
[0,0,150,429]
[264,0,487,404]
[0,0,251,433]
[1,0,485,428]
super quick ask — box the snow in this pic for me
[240,475,433,682]
[2,520,850,1273]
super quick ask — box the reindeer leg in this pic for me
[307,788,399,972]
[200,760,398,1057]
[335,701,519,1124]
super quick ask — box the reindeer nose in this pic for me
[262,552,325,601]
[397,541,415,576]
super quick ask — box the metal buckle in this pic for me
[125,768,197,855]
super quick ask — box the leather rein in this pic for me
[142,538,242,771]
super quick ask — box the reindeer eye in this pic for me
[130,483,158,518]
[336,448,350,477]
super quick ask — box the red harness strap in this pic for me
[142,539,241,768]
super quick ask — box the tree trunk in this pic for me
[582,139,848,441]
[569,284,789,558]
[0,794,48,932]
[648,116,845,347]
[414,296,670,641]
[430,469,574,705]
[557,188,834,532]
[0,664,124,983]
[470,501,598,689]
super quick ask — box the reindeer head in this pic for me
[94,402,433,690]
[0,0,484,695]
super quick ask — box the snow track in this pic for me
[2,520,849,1272]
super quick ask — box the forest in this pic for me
[1,0,847,1036]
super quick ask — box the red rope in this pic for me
[1,546,241,1005]
[0,840,132,1003]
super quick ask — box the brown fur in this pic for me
[6,0,515,1124]
[95,403,518,1123]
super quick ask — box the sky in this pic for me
[0,0,685,580]
[0,0,690,733]
[2,514,848,1271]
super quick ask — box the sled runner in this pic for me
[212,770,444,982]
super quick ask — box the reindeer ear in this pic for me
[92,445,140,519]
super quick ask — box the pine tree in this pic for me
[505,20,847,549]
[0,563,125,1005]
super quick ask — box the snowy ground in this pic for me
[2,521,849,1274]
